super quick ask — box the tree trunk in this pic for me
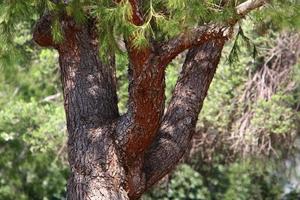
[59,25,128,200]
[33,12,227,200]
[29,1,268,198]
[34,15,129,200]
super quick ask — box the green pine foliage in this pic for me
[0,0,299,67]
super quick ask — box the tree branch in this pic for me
[132,38,226,198]
[158,0,268,65]
[115,44,167,199]
[50,0,70,4]
[116,26,224,163]
[157,25,227,66]
[128,0,144,25]
[116,46,166,158]
[236,0,268,16]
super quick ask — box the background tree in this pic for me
[0,0,300,199]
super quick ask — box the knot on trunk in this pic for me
[33,13,82,48]
[33,13,55,47]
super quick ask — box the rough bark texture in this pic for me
[58,23,127,200]
[32,1,267,196]
[33,11,227,198]
[33,13,226,198]
[142,39,225,194]
[34,15,130,200]
[115,41,168,198]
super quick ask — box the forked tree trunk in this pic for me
[30,0,268,198]
[33,13,226,200]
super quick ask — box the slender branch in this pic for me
[236,0,268,16]
[50,0,70,4]
[41,93,61,102]
[157,25,227,66]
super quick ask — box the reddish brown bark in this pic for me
[33,13,226,199]
[116,42,166,199]
[31,0,271,197]
[143,39,225,192]
[32,13,228,200]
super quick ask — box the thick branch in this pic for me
[113,0,165,163]
[116,47,165,157]
[115,45,166,199]
[116,27,225,161]
[138,38,226,198]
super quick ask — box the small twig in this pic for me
[40,93,61,102]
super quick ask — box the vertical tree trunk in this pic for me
[33,15,129,199]
[59,21,129,200]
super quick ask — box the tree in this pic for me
[0,0,299,199]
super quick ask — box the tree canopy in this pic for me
[0,0,300,67]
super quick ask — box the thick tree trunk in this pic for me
[58,24,127,200]
[32,1,267,198]
[34,15,129,200]
[33,12,226,200]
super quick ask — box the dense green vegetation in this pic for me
[1,0,300,199]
